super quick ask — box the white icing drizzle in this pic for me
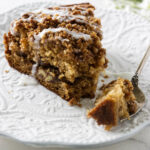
[10,21,18,35]
[22,15,33,22]
[37,27,90,40]
[55,36,69,42]
[10,5,99,39]
[75,18,87,24]
[10,6,95,36]
[31,63,38,76]
[34,7,86,19]
[33,27,90,48]
[38,8,69,17]
[60,5,88,11]
[34,16,44,23]
[21,13,44,23]
[33,8,86,23]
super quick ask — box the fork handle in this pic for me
[131,46,150,87]
[136,46,150,76]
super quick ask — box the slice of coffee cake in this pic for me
[3,3,107,104]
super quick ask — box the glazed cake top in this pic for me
[6,3,106,83]
[10,3,102,40]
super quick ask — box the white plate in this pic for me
[0,1,150,148]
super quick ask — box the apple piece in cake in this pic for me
[88,78,138,130]
[3,3,107,104]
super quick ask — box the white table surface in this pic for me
[0,0,150,149]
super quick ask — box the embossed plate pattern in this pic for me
[0,1,150,148]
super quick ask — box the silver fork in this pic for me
[122,46,150,121]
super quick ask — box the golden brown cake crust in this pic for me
[88,98,118,126]
[3,3,107,104]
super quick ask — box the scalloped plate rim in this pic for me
[0,120,149,148]
[0,1,150,148]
